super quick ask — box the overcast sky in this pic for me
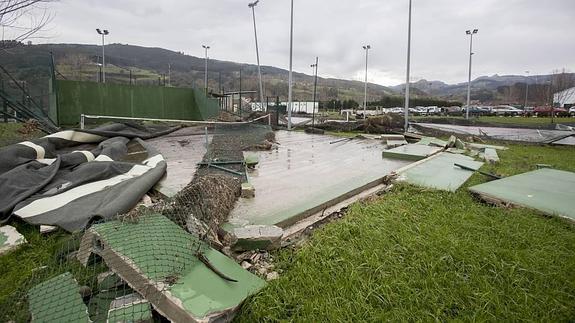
[27,0,575,86]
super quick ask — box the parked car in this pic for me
[533,106,569,117]
[491,105,523,116]
[461,106,492,116]
[570,107,575,117]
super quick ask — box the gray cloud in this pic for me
[36,0,575,85]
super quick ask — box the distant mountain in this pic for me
[0,43,396,103]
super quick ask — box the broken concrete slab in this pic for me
[0,225,26,255]
[550,135,575,146]
[382,144,443,161]
[107,293,153,323]
[398,152,484,192]
[469,168,575,221]
[466,142,508,151]
[78,214,266,322]
[28,272,90,322]
[241,182,255,199]
[446,148,467,154]
[231,225,283,251]
[483,148,499,164]
[417,137,448,147]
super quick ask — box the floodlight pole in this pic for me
[311,57,318,127]
[524,70,529,108]
[249,1,265,112]
[465,28,478,120]
[287,0,294,130]
[363,45,371,119]
[96,28,109,83]
[404,0,412,131]
[202,45,210,94]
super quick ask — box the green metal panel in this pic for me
[56,80,219,125]
[469,168,575,221]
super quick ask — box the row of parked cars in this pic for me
[372,105,575,117]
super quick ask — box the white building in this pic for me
[553,87,575,107]
[251,101,319,114]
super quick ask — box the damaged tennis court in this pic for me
[1,114,575,322]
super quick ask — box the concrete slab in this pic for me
[551,135,575,146]
[0,225,26,255]
[28,272,90,322]
[227,131,411,229]
[231,225,283,251]
[146,127,210,197]
[483,148,499,164]
[398,152,484,192]
[469,168,575,221]
[417,137,447,147]
[382,144,443,161]
[78,214,265,322]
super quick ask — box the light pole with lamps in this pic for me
[248,0,265,112]
[404,0,412,131]
[362,45,371,119]
[524,70,530,108]
[465,28,478,120]
[310,57,318,127]
[202,45,210,94]
[287,0,294,130]
[96,29,109,83]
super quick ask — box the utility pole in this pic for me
[249,0,265,112]
[168,63,171,87]
[311,57,318,127]
[465,29,478,120]
[524,70,529,108]
[362,45,371,119]
[239,67,242,117]
[96,29,109,83]
[404,0,412,131]
[287,0,294,130]
[202,45,210,94]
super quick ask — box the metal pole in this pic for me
[363,46,369,119]
[466,32,474,120]
[287,0,294,130]
[168,63,171,87]
[203,46,209,94]
[239,68,242,117]
[311,57,318,127]
[524,70,529,108]
[101,33,106,83]
[250,3,265,112]
[404,0,412,131]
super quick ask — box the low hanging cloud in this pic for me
[38,0,575,86]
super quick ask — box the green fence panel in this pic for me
[56,80,219,125]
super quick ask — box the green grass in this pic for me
[0,123,43,147]
[412,115,575,126]
[237,144,575,322]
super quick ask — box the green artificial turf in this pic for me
[237,143,575,322]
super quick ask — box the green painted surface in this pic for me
[28,272,90,322]
[401,153,484,192]
[469,169,575,221]
[107,302,152,322]
[92,215,265,319]
[417,137,447,147]
[383,144,443,161]
[56,80,219,125]
[0,231,7,246]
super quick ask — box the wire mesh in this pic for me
[0,118,275,322]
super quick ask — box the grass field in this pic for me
[237,144,575,321]
[412,115,575,126]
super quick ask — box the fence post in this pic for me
[80,114,85,129]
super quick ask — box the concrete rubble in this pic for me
[0,225,26,255]
[230,225,284,251]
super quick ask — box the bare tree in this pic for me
[0,0,55,49]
